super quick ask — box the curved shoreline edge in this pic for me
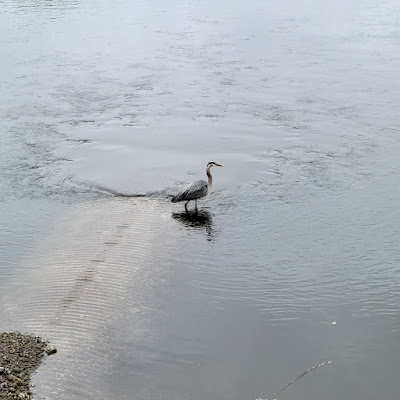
[0,332,56,400]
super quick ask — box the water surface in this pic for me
[1,0,400,399]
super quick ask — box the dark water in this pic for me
[1,0,400,399]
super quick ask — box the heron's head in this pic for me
[207,161,223,168]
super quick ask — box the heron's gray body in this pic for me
[171,161,223,211]
[171,180,208,203]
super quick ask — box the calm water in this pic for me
[1,0,400,399]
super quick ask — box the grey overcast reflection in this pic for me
[1,0,400,399]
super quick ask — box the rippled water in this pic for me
[1,0,400,399]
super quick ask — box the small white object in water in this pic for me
[332,321,336,325]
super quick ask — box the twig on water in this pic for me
[256,360,332,400]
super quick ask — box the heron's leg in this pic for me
[195,199,198,210]
[185,201,189,212]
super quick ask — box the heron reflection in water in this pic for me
[172,209,214,240]
[171,162,223,212]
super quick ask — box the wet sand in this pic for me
[1,198,176,399]
[0,332,56,400]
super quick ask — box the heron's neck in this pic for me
[206,166,213,189]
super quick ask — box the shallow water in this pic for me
[1,0,400,399]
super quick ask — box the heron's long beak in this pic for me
[215,163,223,167]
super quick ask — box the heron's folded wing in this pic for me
[173,180,207,202]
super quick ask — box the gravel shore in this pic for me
[0,332,56,400]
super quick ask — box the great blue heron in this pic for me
[171,162,223,211]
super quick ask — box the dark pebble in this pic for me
[44,346,57,356]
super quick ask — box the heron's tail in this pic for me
[171,194,181,203]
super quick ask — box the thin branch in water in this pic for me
[257,360,332,400]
